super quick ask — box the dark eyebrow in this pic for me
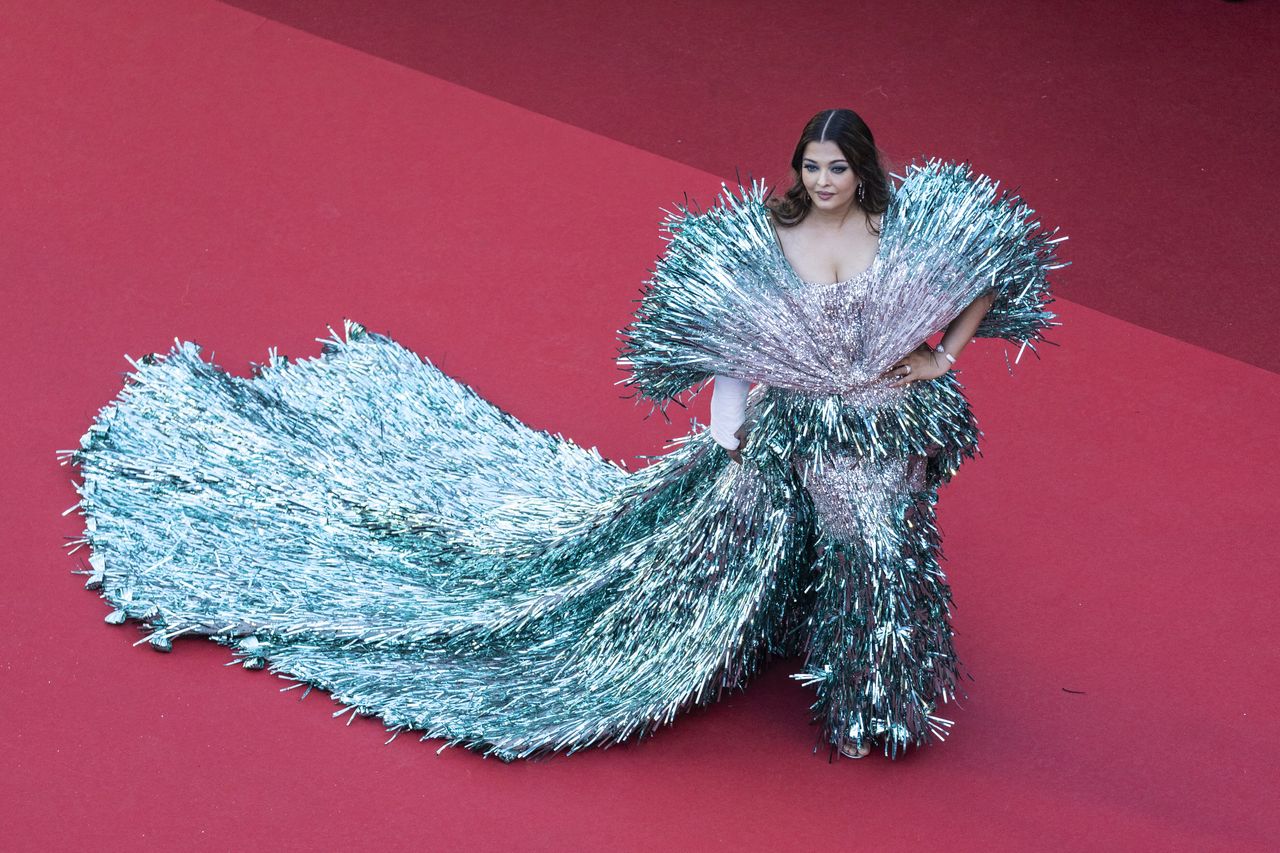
[803,158,849,166]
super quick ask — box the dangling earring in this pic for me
[856,182,866,203]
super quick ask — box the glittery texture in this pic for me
[618,158,1062,408]
[65,325,813,759]
[791,450,958,757]
[65,159,1061,760]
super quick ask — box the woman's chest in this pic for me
[775,222,880,285]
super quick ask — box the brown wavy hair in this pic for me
[767,108,891,232]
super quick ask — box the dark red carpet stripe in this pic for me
[216,0,1280,374]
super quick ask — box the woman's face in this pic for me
[800,140,857,212]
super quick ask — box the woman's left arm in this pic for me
[882,290,996,388]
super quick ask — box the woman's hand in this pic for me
[880,343,950,388]
[726,424,750,465]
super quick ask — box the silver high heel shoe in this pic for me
[839,736,872,759]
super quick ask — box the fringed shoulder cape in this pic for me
[66,160,1062,759]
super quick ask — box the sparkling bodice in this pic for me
[778,262,906,407]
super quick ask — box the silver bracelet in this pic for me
[935,343,956,365]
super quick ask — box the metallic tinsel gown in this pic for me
[66,160,1062,760]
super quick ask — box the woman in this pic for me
[67,108,1061,761]
[620,108,1060,759]
[710,109,1002,757]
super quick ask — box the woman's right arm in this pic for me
[709,374,750,461]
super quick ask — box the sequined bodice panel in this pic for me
[779,266,906,407]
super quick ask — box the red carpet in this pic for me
[3,2,1276,850]
[221,0,1280,374]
